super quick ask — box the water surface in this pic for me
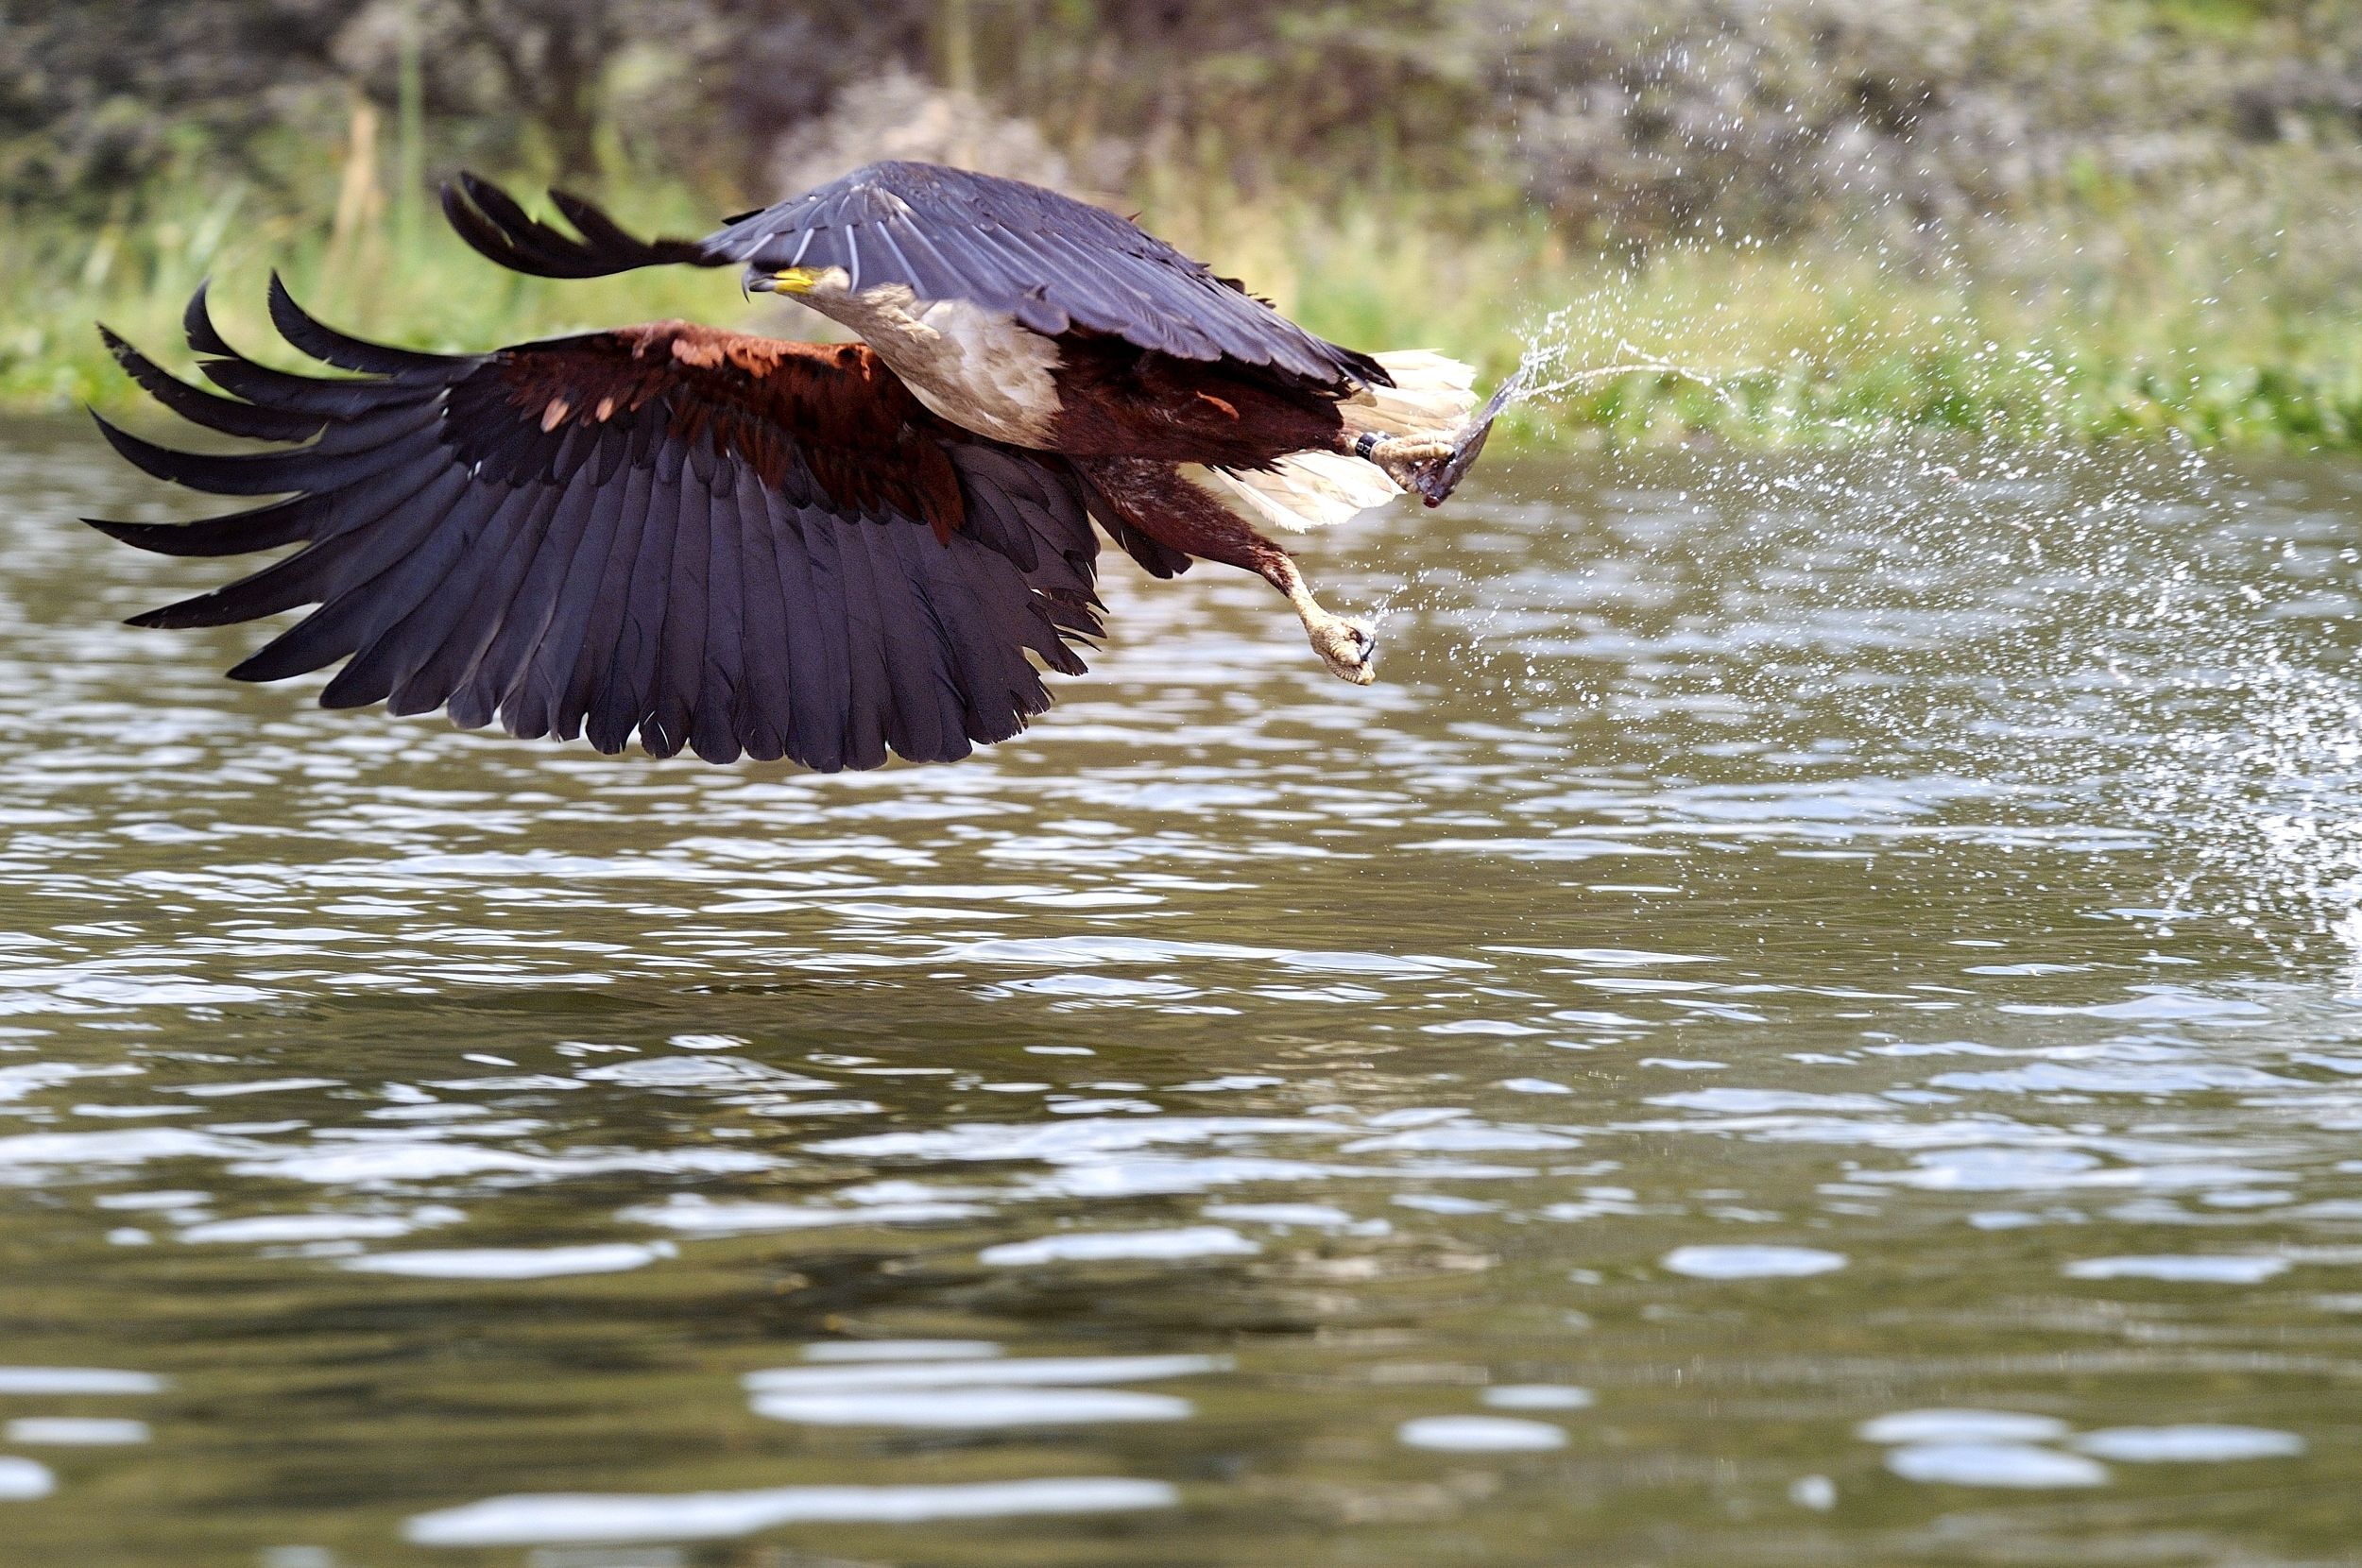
[5,416,2361,1565]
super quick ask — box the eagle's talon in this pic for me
[1307,613,1378,685]
[1365,435,1458,498]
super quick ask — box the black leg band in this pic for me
[1353,431,1382,461]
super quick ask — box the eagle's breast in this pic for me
[796,272,1065,449]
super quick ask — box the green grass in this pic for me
[0,171,776,415]
[10,152,2361,456]
[1140,178,2362,453]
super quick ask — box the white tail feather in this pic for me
[1192,451,1402,535]
[1198,349,1480,533]
[1342,349,1479,438]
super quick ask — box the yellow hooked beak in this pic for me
[766,266,824,295]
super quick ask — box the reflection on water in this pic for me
[4,415,2362,1564]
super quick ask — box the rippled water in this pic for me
[6,415,2362,1565]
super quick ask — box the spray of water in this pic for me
[1503,307,1757,417]
[1450,295,2362,973]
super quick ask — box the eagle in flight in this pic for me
[92,162,1515,771]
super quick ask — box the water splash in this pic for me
[1505,301,1758,416]
[1470,290,2362,970]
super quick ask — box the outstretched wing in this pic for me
[442,163,1388,393]
[89,282,1114,771]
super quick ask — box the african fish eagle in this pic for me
[89,161,1515,771]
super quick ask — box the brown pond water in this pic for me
[3,415,2361,1566]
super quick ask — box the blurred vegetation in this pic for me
[4,0,2359,450]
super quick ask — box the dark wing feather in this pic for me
[97,325,322,444]
[750,163,1386,388]
[385,476,562,717]
[816,503,894,770]
[445,163,1387,393]
[309,478,512,706]
[440,174,713,279]
[553,454,658,746]
[266,274,464,379]
[760,488,849,774]
[640,461,703,759]
[480,453,609,739]
[729,484,794,762]
[458,459,616,735]
[696,476,749,764]
[91,299,1107,771]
